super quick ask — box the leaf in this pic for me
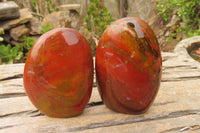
[0,28,4,35]
[0,37,3,42]
[0,44,10,56]
[40,24,54,34]
[21,36,35,50]
[7,59,14,64]
[0,44,23,64]
[15,52,23,60]
[11,45,20,56]
[84,0,114,38]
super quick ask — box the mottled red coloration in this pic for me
[196,48,200,55]
[24,28,93,118]
[96,17,162,114]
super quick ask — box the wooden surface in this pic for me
[0,52,200,133]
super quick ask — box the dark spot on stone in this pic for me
[127,22,135,28]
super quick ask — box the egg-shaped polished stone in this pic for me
[96,17,162,114]
[24,28,93,118]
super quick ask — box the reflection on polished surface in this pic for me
[24,28,93,118]
[96,17,162,114]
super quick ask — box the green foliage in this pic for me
[21,36,36,57]
[0,35,36,64]
[0,22,53,64]
[46,0,58,13]
[84,0,114,38]
[31,0,36,8]
[31,0,58,13]
[30,0,58,20]
[69,1,76,4]
[0,28,4,35]
[187,29,200,37]
[0,44,23,64]
[21,36,35,51]
[157,0,176,22]
[0,28,4,42]
[0,23,54,64]
[40,23,54,34]
[157,0,200,38]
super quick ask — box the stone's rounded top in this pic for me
[102,17,158,43]
[62,30,79,45]
[29,28,89,61]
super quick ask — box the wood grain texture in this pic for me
[0,64,24,81]
[0,52,200,133]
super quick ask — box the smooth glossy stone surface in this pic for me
[24,28,93,118]
[96,17,162,114]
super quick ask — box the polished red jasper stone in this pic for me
[24,28,93,118]
[95,17,162,114]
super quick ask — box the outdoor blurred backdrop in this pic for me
[0,0,199,64]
